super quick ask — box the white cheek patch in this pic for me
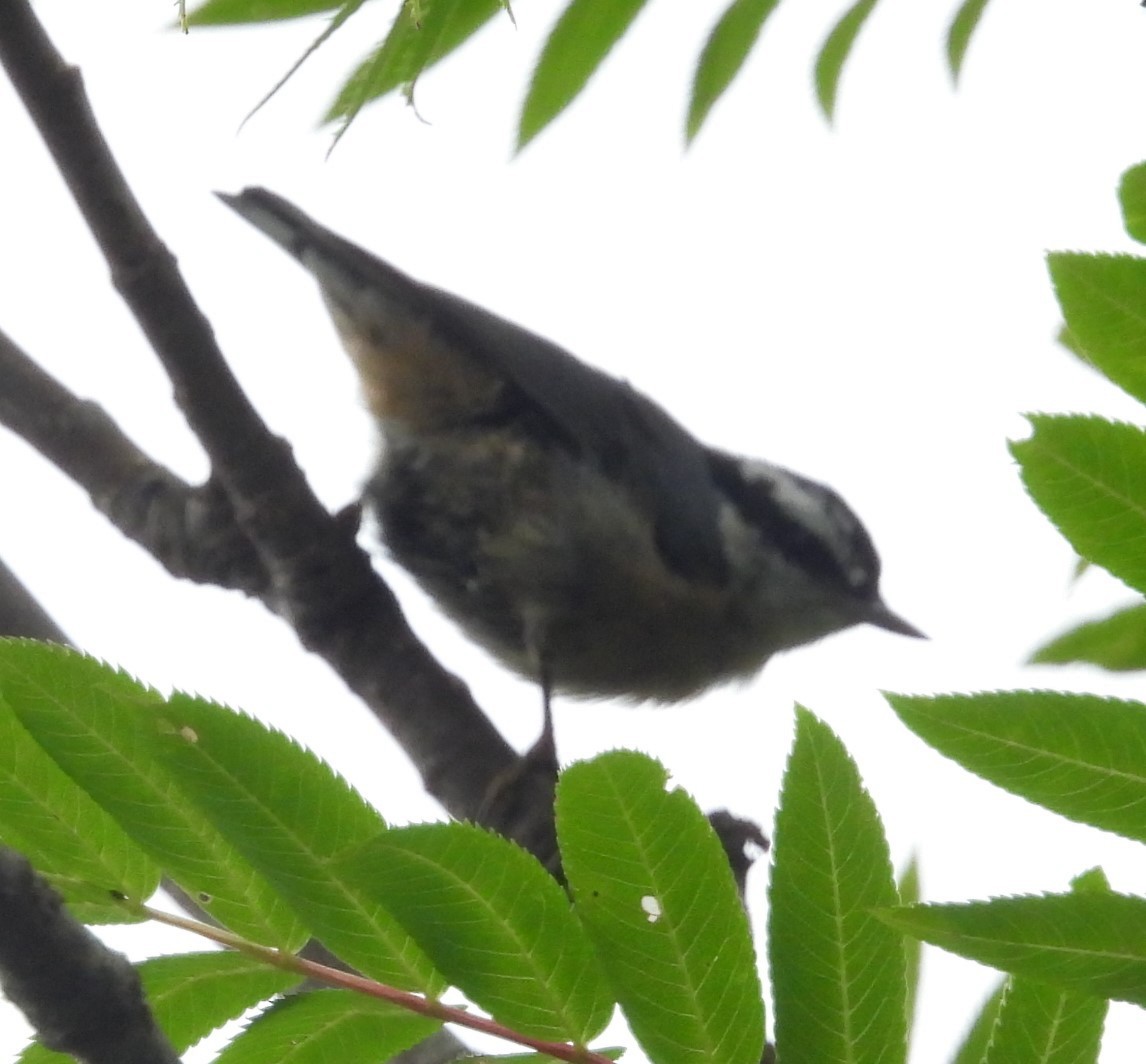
[737,458,864,586]
[768,467,827,527]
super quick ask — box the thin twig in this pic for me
[142,903,615,1064]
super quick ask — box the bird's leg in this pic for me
[476,619,559,865]
[520,614,559,775]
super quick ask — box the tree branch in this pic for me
[0,327,267,593]
[0,0,545,844]
[0,847,181,1064]
[0,6,764,1061]
[0,557,69,643]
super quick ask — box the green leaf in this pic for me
[154,693,442,992]
[326,0,504,124]
[981,869,1108,1063]
[518,0,652,151]
[769,707,907,1064]
[1057,322,1092,364]
[0,661,156,922]
[0,641,304,948]
[984,974,1105,1064]
[215,990,440,1063]
[880,891,1146,1007]
[140,952,301,1054]
[188,0,343,24]
[336,822,612,1043]
[557,751,764,1064]
[945,0,992,83]
[143,953,300,1054]
[686,0,780,144]
[462,1058,591,1064]
[1047,253,1146,404]
[898,856,922,1042]
[464,1057,597,1064]
[950,982,1006,1064]
[246,0,368,134]
[1071,866,1111,893]
[1119,162,1146,245]
[888,691,1146,845]
[20,952,298,1064]
[1011,415,1146,594]
[1030,602,1146,671]
[813,0,881,121]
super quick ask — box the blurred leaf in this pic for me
[814,0,881,121]
[1056,322,1092,365]
[197,0,1016,143]
[881,892,1146,1007]
[1071,867,1111,892]
[327,0,504,124]
[1119,162,1146,245]
[247,0,368,132]
[518,0,652,150]
[1030,602,1146,671]
[888,691,1146,845]
[337,822,612,1043]
[686,0,780,144]
[214,990,439,1063]
[464,1056,619,1064]
[557,751,764,1064]
[770,707,907,1064]
[0,641,304,947]
[898,855,922,1042]
[20,952,300,1064]
[945,0,992,83]
[154,693,442,992]
[950,982,1006,1064]
[1011,415,1146,594]
[1047,253,1146,404]
[188,0,344,24]
[464,1056,596,1064]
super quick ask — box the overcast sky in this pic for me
[4,1,1146,1060]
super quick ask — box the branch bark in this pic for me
[0,0,547,846]
[0,847,181,1064]
[0,6,766,1063]
[0,6,555,1057]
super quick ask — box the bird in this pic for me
[219,187,922,734]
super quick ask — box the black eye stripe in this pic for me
[706,451,881,595]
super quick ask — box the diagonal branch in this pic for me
[0,557,69,643]
[0,327,267,594]
[0,846,181,1064]
[0,0,545,846]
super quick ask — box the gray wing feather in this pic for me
[217,187,728,584]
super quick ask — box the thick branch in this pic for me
[0,557,69,642]
[0,847,181,1064]
[0,7,756,1064]
[0,328,267,592]
[0,0,536,838]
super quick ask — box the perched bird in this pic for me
[220,188,922,726]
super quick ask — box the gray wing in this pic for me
[217,187,729,585]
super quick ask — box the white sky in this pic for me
[4,0,1146,1060]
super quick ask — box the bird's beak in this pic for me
[865,598,927,640]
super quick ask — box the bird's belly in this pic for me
[370,436,776,703]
